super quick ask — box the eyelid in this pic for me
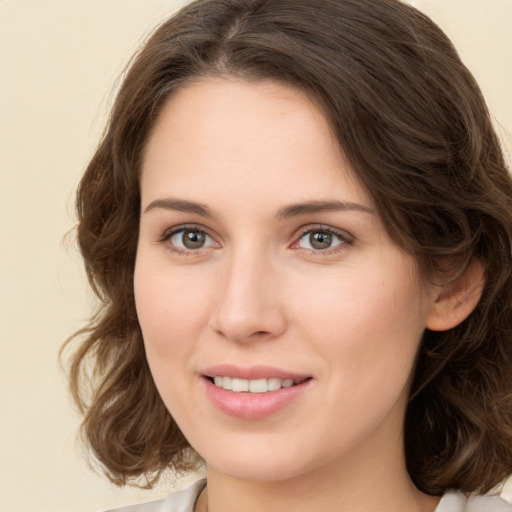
[290,224,354,252]
[157,224,220,254]
[158,224,206,242]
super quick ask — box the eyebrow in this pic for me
[143,198,374,218]
[143,198,213,217]
[276,200,374,219]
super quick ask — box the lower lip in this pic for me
[203,378,311,420]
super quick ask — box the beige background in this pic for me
[0,1,510,511]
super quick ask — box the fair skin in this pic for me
[134,78,480,512]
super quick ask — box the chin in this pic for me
[195,437,323,483]
[210,459,308,483]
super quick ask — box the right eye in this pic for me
[161,227,218,254]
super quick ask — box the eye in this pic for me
[161,227,218,253]
[295,227,352,252]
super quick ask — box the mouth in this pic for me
[207,376,311,393]
[202,370,313,419]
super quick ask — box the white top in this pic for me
[105,479,512,512]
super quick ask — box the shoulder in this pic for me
[436,489,512,512]
[103,479,206,512]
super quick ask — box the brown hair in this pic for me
[64,0,512,494]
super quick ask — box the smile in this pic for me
[212,376,306,393]
[203,367,313,419]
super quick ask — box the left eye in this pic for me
[169,229,216,250]
[297,229,346,251]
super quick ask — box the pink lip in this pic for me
[203,364,310,381]
[201,365,313,420]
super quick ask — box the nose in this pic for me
[209,247,287,344]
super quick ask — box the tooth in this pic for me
[267,378,282,391]
[223,376,232,390]
[249,379,268,393]
[213,376,299,392]
[232,378,249,392]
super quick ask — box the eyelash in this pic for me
[292,225,354,255]
[157,224,218,256]
[157,224,354,257]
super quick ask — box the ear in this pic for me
[426,259,486,332]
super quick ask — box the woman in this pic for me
[64,0,512,510]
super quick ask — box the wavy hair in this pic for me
[63,0,512,494]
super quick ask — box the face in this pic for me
[135,78,436,483]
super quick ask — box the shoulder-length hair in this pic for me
[64,0,512,494]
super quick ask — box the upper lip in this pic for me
[203,364,311,381]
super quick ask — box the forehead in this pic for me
[145,78,335,158]
[140,78,371,211]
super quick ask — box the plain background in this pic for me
[0,1,510,511]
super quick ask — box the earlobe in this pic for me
[426,259,486,332]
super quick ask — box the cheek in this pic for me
[134,259,210,367]
[290,259,428,384]
[133,263,207,419]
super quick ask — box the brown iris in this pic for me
[182,230,206,249]
[309,231,333,250]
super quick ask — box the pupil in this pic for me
[183,230,205,249]
[310,231,332,250]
